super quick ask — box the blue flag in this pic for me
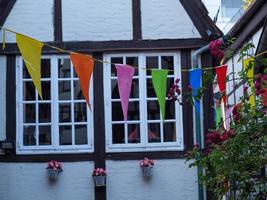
[189,69,202,113]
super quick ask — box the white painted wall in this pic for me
[106,159,198,200]
[62,0,133,41]
[0,56,6,141]
[0,162,95,200]
[141,0,201,39]
[0,0,54,43]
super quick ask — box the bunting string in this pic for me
[1,27,267,73]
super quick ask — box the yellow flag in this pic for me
[16,34,44,99]
[243,58,255,107]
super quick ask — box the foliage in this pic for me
[186,44,267,199]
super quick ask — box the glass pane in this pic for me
[58,59,71,78]
[59,125,72,145]
[128,124,140,143]
[39,103,51,123]
[167,77,174,89]
[161,56,174,75]
[23,81,35,101]
[75,125,87,145]
[58,81,71,100]
[130,79,139,98]
[147,101,160,120]
[39,81,51,100]
[23,63,30,79]
[74,80,84,100]
[41,59,50,78]
[59,103,71,122]
[163,123,176,142]
[128,102,140,120]
[74,103,87,122]
[23,126,36,146]
[146,56,158,75]
[111,57,123,77]
[148,123,161,143]
[111,79,119,99]
[112,102,124,121]
[24,104,36,123]
[39,126,51,145]
[146,79,156,97]
[165,100,175,119]
[112,124,124,144]
[126,57,138,76]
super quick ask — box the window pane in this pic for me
[130,79,139,98]
[58,59,71,78]
[111,79,119,99]
[111,57,123,77]
[128,102,140,120]
[23,126,36,146]
[148,123,161,143]
[23,81,35,101]
[146,79,156,97]
[41,59,50,78]
[112,102,124,121]
[59,125,72,145]
[146,56,158,75]
[126,57,138,76]
[74,80,84,100]
[23,63,30,79]
[39,126,51,145]
[39,81,51,100]
[165,100,175,119]
[39,103,51,123]
[58,81,71,100]
[24,104,36,123]
[74,103,87,122]
[75,125,87,145]
[147,101,160,120]
[112,124,124,144]
[163,123,176,142]
[59,103,71,122]
[128,124,140,143]
[161,56,174,75]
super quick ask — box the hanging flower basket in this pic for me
[46,160,63,179]
[139,158,154,177]
[92,168,106,187]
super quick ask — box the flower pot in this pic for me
[141,166,153,177]
[47,169,61,179]
[93,175,106,187]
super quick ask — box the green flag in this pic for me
[215,107,221,127]
[152,69,169,121]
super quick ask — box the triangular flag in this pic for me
[115,64,135,121]
[243,58,255,107]
[16,34,44,99]
[215,65,227,105]
[189,69,202,113]
[215,107,221,128]
[70,53,94,109]
[152,69,168,120]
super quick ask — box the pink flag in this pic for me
[115,64,135,121]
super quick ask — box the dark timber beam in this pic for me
[53,0,63,42]
[132,0,142,40]
[0,0,16,28]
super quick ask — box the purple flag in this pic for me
[115,64,135,121]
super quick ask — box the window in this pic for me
[16,56,93,154]
[104,53,183,152]
[221,0,243,18]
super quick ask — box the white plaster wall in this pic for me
[106,159,198,200]
[0,0,54,43]
[62,0,133,41]
[141,0,201,39]
[0,162,95,200]
[0,56,6,141]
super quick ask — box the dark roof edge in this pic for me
[0,0,16,29]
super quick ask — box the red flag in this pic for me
[70,53,94,109]
[215,64,227,105]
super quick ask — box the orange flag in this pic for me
[70,53,94,109]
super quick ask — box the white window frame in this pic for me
[104,52,184,152]
[16,55,94,154]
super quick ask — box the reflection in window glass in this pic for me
[23,82,35,101]
[163,123,176,142]
[162,56,174,75]
[147,101,160,120]
[41,59,51,78]
[146,56,158,75]
[74,80,84,100]
[112,124,124,144]
[24,104,36,123]
[112,102,124,121]
[148,123,161,143]
[75,125,87,145]
[128,124,140,143]
[59,125,72,145]
[128,102,140,120]
[39,103,51,123]
[39,81,51,100]
[39,126,51,145]
[23,126,36,146]
[59,103,71,122]
[74,103,87,122]
[58,81,71,100]
[58,59,71,78]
